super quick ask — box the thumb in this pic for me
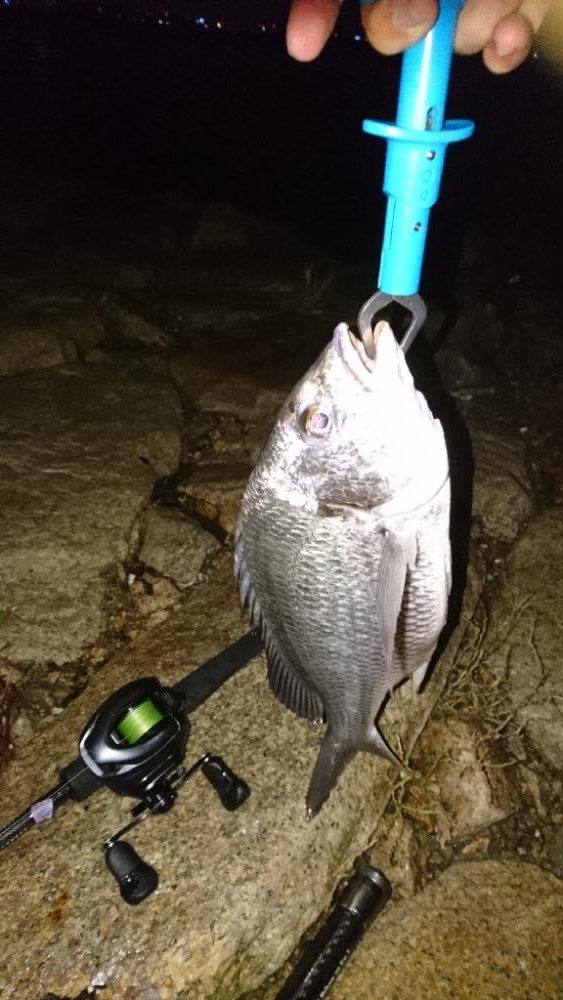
[361,0,438,55]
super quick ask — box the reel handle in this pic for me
[202,755,250,811]
[105,840,159,905]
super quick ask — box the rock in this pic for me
[170,356,287,422]
[198,377,286,422]
[210,419,271,466]
[460,834,490,856]
[139,506,220,587]
[330,861,563,1000]
[186,307,261,331]
[485,509,563,769]
[409,718,519,843]
[545,825,563,878]
[0,306,105,374]
[434,347,495,398]
[519,764,546,818]
[189,202,295,256]
[129,573,182,619]
[367,812,419,898]
[469,418,534,542]
[180,463,249,536]
[0,364,182,666]
[0,550,483,1000]
[113,308,168,348]
[74,251,152,294]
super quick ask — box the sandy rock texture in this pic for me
[485,509,563,770]
[139,504,220,587]
[469,419,534,542]
[0,553,481,1000]
[0,363,182,666]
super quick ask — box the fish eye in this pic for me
[301,404,332,438]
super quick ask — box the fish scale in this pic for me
[235,321,451,817]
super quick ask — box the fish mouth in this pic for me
[333,320,386,378]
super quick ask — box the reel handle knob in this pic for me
[202,755,250,811]
[105,840,159,905]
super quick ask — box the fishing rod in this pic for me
[0,629,262,905]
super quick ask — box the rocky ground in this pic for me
[0,169,562,999]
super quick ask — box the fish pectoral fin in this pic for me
[377,530,417,669]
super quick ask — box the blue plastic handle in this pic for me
[361,0,474,296]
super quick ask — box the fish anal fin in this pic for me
[377,530,417,670]
[266,637,324,723]
[235,530,324,724]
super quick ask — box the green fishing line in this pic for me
[117,699,164,744]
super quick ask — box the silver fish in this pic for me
[234,320,451,817]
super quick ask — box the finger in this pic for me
[361,0,437,57]
[455,0,517,55]
[455,0,551,56]
[481,0,552,74]
[286,0,342,62]
[518,0,554,34]
[481,14,534,72]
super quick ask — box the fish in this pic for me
[234,320,451,818]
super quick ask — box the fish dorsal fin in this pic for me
[377,529,417,670]
[234,533,324,723]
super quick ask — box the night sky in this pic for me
[1,0,561,278]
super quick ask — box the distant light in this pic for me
[216,21,222,29]
[3,0,12,7]
[195,16,206,26]
[354,34,362,41]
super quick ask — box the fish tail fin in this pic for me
[364,724,405,771]
[306,725,406,819]
[306,732,353,820]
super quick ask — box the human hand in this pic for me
[286,0,553,74]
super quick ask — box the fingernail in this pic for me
[392,0,433,32]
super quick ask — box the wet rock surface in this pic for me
[0,174,561,999]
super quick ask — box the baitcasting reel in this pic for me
[79,677,250,904]
[1,630,261,907]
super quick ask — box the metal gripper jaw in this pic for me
[357,290,427,355]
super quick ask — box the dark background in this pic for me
[1,4,562,293]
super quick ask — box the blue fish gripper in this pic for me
[361,0,475,298]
